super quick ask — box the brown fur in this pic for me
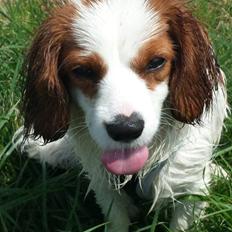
[149,0,221,123]
[23,0,221,143]
[132,33,175,90]
[23,4,76,143]
[60,51,107,98]
[82,0,102,6]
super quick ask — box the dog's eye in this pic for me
[72,66,97,81]
[146,57,166,71]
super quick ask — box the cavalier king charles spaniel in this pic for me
[14,0,228,231]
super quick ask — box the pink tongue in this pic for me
[101,146,149,175]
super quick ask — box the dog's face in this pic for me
[23,0,220,175]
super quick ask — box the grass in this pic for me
[0,0,231,231]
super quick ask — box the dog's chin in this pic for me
[101,146,149,175]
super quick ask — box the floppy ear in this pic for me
[23,6,75,143]
[168,7,221,124]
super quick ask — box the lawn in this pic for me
[0,0,231,231]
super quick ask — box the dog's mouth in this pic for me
[101,146,149,175]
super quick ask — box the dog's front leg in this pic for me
[75,154,131,232]
[169,163,228,231]
[90,177,131,232]
[78,154,131,231]
[13,128,77,168]
[169,200,208,232]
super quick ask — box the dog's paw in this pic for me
[12,127,44,159]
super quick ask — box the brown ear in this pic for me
[23,5,75,142]
[167,6,221,124]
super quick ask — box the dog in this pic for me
[14,0,228,231]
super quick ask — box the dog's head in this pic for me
[23,0,220,175]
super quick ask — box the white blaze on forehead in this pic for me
[70,0,168,151]
[72,0,161,63]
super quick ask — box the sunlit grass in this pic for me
[0,0,231,231]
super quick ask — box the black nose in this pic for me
[105,113,144,143]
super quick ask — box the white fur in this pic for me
[70,0,168,152]
[13,1,228,231]
[14,83,227,232]
[72,0,162,63]
[71,71,168,151]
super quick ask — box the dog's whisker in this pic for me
[69,118,86,124]
[69,125,88,132]
[14,1,228,231]
[70,128,89,139]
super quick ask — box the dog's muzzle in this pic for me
[105,112,144,143]
[101,112,148,175]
